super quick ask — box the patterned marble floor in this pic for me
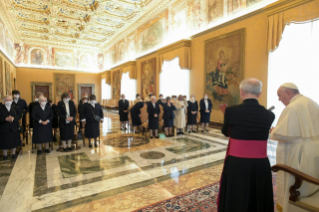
[0,111,278,212]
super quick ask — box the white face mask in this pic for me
[63,98,70,103]
[192,97,195,100]
[41,102,46,107]
[137,96,140,100]
[204,96,208,99]
[5,101,12,107]
[14,95,20,99]
[34,98,38,102]
[83,100,88,103]
[90,100,97,104]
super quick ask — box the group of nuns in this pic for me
[118,93,213,139]
[0,90,103,160]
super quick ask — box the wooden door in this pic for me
[81,86,92,97]
[35,86,50,99]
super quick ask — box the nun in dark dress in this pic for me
[32,96,53,154]
[200,94,213,132]
[81,95,103,148]
[147,96,160,139]
[118,94,129,130]
[163,97,176,137]
[51,99,59,141]
[130,101,144,133]
[78,96,88,139]
[58,92,77,152]
[157,94,165,106]
[0,95,22,160]
[187,94,199,133]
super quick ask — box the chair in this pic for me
[24,113,30,144]
[158,105,164,131]
[271,164,319,212]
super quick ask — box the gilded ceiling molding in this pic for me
[265,0,313,16]
[110,61,137,79]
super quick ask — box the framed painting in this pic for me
[0,57,3,99]
[4,61,11,95]
[54,73,76,100]
[53,48,74,68]
[205,28,245,110]
[112,70,121,100]
[141,58,156,99]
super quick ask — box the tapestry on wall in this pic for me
[4,61,11,95]
[205,28,245,110]
[54,73,76,100]
[141,58,156,99]
[0,57,3,99]
[112,70,121,100]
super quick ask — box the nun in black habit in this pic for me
[81,95,103,148]
[187,94,199,133]
[0,95,22,160]
[147,96,160,139]
[32,96,53,154]
[130,101,144,133]
[58,92,77,152]
[118,94,129,130]
[200,94,213,132]
[163,97,176,137]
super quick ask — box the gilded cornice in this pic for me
[110,60,136,71]
[157,39,191,55]
[265,0,314,16]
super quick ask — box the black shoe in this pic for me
[3,156,8,161]
[150,136,153,139]
[177,132,181,135]
[192,131,198,133]
[11,154,16,159]
[45,149,51,153]
[63,148,69,152]
[180,132,184,135]
[37,150,42,155]
[188,131,191,133]
[205,130,209,132]
[94,143,98,147]
[68,147,72,151]
[89,144,93,148]
[135,131,140,134]
[201,130,204,132]
[155,136,159,139]
[22,143,25,147]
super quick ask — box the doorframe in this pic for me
[31,82,53,101]
[77,83,95,100]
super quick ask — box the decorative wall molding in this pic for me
[265,0,314,16]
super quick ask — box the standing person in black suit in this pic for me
[157,94,165,106]
[51,98,59,141]
[58,92,77,152]
[28,92,43,131]
[130,101,144,133]
[200,94,212,132]
[12,90,29,146]
[217,78,275,212]
[78,96,88,139]
[147,96,160,139]
[187,94,198,133]
[0,95,22,160]
[163,97,176,137]
[81,95,103,148]
[118,94,129,130]
[32,96,53,155]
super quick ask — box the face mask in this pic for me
[14,95,19,99]
[192,97,195,100]
[83,100,88,103]
[41,102,46,107]
[5,101,12,107]
[34,98,38,102]
[90,100,97,104]
[204,96,208,99]
[137,96,140,100]
[64,98,70,102]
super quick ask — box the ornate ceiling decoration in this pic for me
[0,0,157,49]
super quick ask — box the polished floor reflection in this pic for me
[0,111,277,212]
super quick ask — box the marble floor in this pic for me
[0,111,278,212]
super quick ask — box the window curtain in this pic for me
[121,61,137,79]
[120,72,137,101]
[267,19,319,126]
[266,0,319,52]
[158,40,191,73]
[101,78,111,100]
[160,57,190,98]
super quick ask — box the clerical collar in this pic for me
[243,98,259,104]
[290,94,302,104]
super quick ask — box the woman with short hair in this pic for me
[163,97,176,137]
[147,96,160,139]
[58,92,77,152]
[32,96,53,154]
[0,95,22,160]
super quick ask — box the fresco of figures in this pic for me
[205,28,245,110]
[0,16,14,59]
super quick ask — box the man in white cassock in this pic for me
[270,82,319,212]
[174,95,187,135]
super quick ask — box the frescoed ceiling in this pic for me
[0,0,158,49]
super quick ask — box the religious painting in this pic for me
[0,57,3,99]
[187,0,205,29]
[54,73,76,100]
[138,12,167,53]
[141,58,156,99]
[112,70,121,100]
[31,49,45,65]
[78,54,91,69]
[207,0,224,23]
[53,48,74,68]
[98,53,104,71]
[228,0,246,14]
[14,43,28,64]
[4,61,11,95]
[205,28,245,110]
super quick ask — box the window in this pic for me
[160,57,190,98]
[101,78,111,100]
[120,72,137,101]
[267,20,319,126]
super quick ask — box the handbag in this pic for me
[90,106,101,122]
